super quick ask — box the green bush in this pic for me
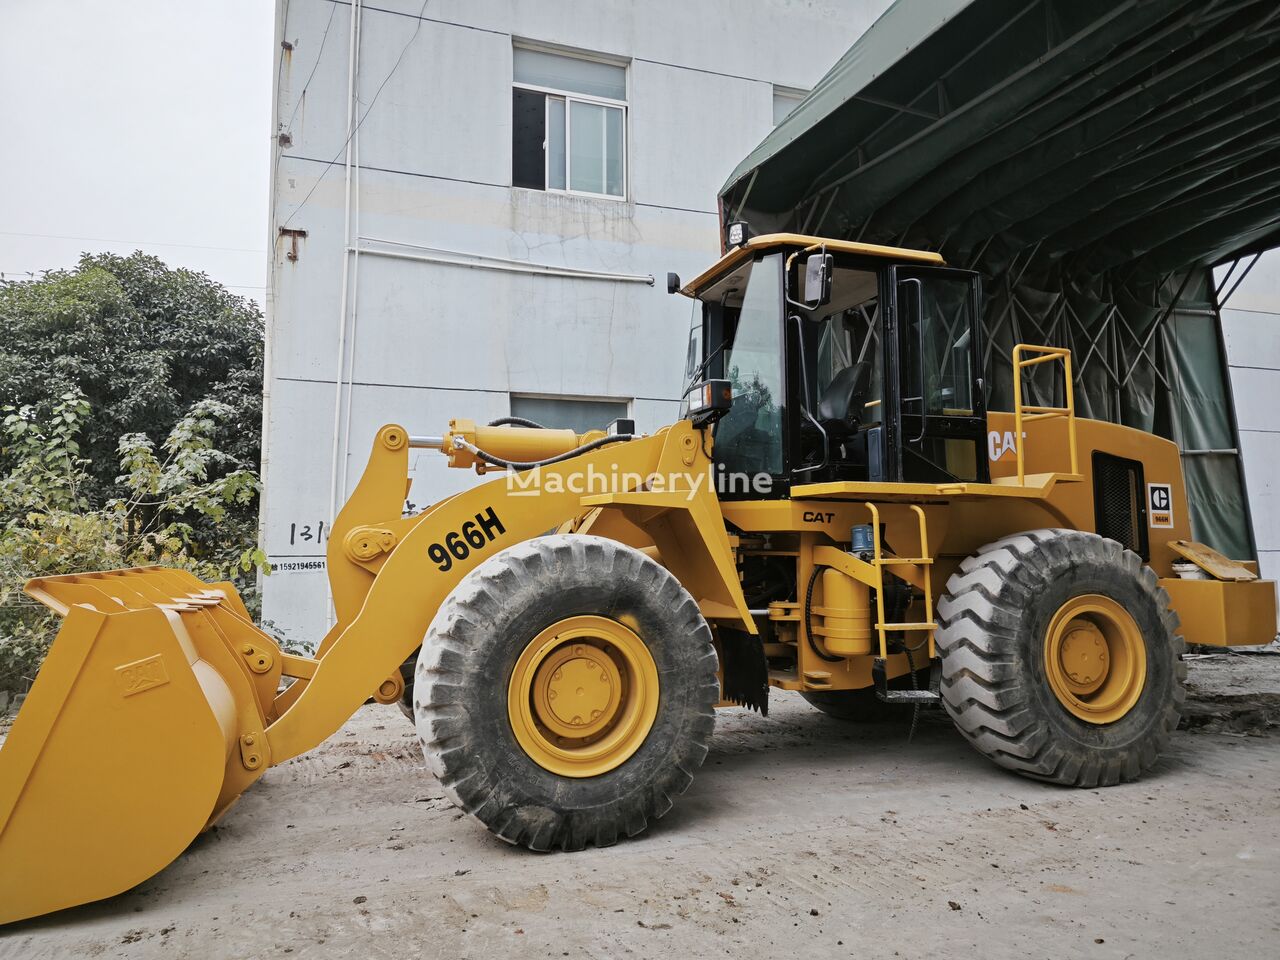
[0,251,263,527]
[0,392,265,695]
[0,254,266,697]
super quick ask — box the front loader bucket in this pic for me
[0,568,278,925]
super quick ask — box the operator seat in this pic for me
[818,361,871,431]
[809,360,872,479]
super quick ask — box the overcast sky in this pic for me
[0,0,273,304]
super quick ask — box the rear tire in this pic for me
[415,535,718,850]
[936,529,1185,787]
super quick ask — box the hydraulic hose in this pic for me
[905,644,921,743]
[486,416,547,429]
[458,433,634,471]
[803,565,843,663]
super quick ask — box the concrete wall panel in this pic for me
[1221,307,1280,373]
[355,18,514,186]
[629,60,771,212]
[1238,430,1280,555]
[379,0,870,92]
[1220,259,1280,574]
[1225,366,1280,434]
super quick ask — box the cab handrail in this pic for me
[1012,344,1078,484]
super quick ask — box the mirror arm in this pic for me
[784,244,829,312]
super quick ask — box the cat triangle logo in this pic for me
[987,430,1023,461]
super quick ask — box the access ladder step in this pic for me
[871,656,942,705]
[878,689,941,704]
[876,622,937,632]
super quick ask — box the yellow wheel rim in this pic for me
[1044,594,1146,724]
[507,615,659,778]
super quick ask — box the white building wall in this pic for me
[264,0,890,646]
[1219,250,1280,580]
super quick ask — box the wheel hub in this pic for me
[533,645,622,739]
[1044,594,1146,724]
[508,615,659,778]
[1058,621,1109,693]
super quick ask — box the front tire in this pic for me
[935,529,1185,787]
[415,535,718,850]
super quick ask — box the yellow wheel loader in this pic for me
[1,233,1275,924]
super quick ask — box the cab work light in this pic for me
[688,379,732,426]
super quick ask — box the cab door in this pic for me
[886,266,988,484]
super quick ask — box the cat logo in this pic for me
[803,511,835,523]
[1147,483,1174,528]
[987,430,1023,461]
[115,653,169,698]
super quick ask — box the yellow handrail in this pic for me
[908,505,935,660]
[862,502,936,660]
[1011,344,1078,484]
[864,502,887,658]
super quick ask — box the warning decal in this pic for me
[1147,483,1173,528]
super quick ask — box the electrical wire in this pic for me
[281,0,339,135]
[282,0,431,230]
[0,231,263,255]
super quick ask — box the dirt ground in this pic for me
[4,653,1279,960]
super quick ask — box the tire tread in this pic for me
[936,529,1185,787]
[415,535,718,851]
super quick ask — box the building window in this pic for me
[772,86,807,126]
[512,46,627,199]
[510,395,630,434]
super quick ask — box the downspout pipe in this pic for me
[327,0,361,624]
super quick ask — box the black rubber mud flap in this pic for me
[719,627,769,716]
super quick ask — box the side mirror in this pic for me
[802,254,833,308]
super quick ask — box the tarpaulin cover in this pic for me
[722,0,1280,556]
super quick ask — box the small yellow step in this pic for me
[876,622,937,632]
[874,557,933,566]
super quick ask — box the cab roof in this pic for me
[679,233,946,298]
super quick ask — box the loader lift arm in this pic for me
[269,419,754,764]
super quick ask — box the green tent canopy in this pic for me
[722,0,1280,558]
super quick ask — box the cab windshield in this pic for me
[712,254,785,478]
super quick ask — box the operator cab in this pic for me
[679,232,987,498]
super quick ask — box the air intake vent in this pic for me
[1092,452,1148,560]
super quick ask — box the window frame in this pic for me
[512,46,629,202]
[509,392,633,434]
[885,264,989,484]
[712,253,789,490]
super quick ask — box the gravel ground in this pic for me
[2,653,1278,959]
